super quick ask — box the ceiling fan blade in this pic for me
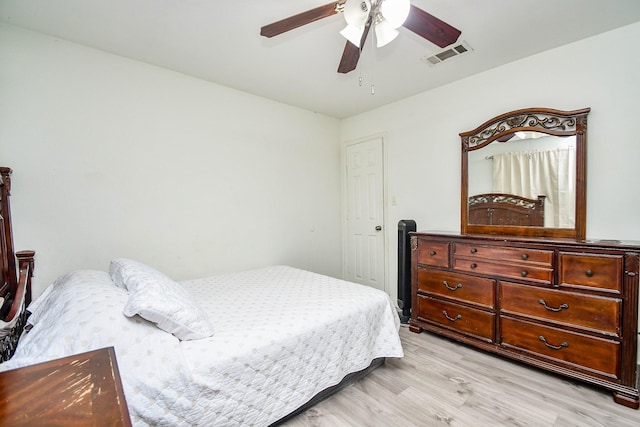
[337,41,361,74]
[402,4,461,48]
[337,17,372,74]
[261,1,346,38]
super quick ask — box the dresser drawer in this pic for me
[417,268,495,309]
[500,282,621,336]
[416,239,450,268]
[453,257,553,284]
[416,295,495,341]
[454,243,553,266]
[501,317,619,377]
[558,252,623,293]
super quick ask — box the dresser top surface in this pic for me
[412,230,640,251]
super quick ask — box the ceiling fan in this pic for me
[260,0,461,74]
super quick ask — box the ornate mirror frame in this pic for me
[460,107,590,240]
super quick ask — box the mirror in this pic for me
[460,107,590,239]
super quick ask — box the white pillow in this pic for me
[111,258,214,340]
[109,258,153,289]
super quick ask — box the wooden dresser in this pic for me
[409,231,640,408]
[0,347,131,426]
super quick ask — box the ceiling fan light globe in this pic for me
[343,0,371,27]
[340,24,366,47]
[374,19,399,47]
[380,0,411,28]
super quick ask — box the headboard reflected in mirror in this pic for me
[460,107,590,239]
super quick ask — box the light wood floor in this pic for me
[282,325,640,426]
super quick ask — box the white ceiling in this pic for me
[2,0,640,118]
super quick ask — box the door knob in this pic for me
[375,225,382,231]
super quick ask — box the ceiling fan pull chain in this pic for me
[358,39,364,87]
[369,26,375,96]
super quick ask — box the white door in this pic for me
[345,138,385,292]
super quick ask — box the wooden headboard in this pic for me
[468,193,546,227]
[0,167,35,362]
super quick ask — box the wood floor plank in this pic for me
[281,325,640,426]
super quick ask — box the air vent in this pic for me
[421,41,473,66]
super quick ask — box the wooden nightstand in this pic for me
[0,347,131,426]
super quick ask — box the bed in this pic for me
[0,167,403,426]
[0,167,35,363]
[468,193,546,226]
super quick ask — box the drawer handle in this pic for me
[443,281,463,291]
[470,263,477,269]
[442,310,462,322]
[430,250,436,256]
[470,248,477,254]
[538,299,569,312]
[521,270,528,277]
[538,336,569,351]
[585,269,593,277]
[521,253,529,260]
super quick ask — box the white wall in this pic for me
[341,22,640,304]
[3,21,640,305]
[0,24,342,296]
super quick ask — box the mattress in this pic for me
[0,265,403,426]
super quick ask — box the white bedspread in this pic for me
[0,266,403,426]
